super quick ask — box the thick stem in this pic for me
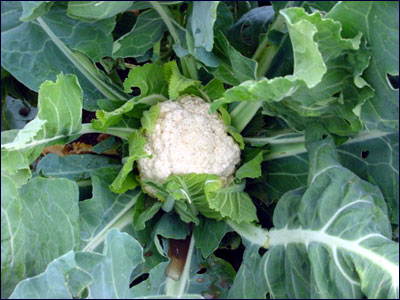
[165,235,195,297]
[226,220,269,248]
[230,101,262,133]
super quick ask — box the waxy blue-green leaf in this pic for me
[1,74,83,183]
[79,168,143,251]
[193,218,229,258]
[1,175,80,299]
[211,7,371,137]
[20,1,53,22]
[1,1,125,101]
[35,154,120,181]
[327,1,399,132]
[10,230,145,299]
[9,251,91,299]
[76,230,144,299]
[207,32,258,86]
[205,179,258,223]
[67,1,133,22]
[191,1,220,52]
[113,9,166,58]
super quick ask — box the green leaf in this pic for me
[205,179,258,223]
[211,7,372,137]
[227,6,274,57]
[1,74,83,181]
[191,1,220,52]
[1,2,126,101]
[164,61,201,99]
[327,1,399,131]
[79,168,142,251]
[227,244,266,299]
[113,9,167,58]
[124,63,168,96]
[174,200,200,226]
[141,103,161,135]
[227,126,245,150]
[193,218,229,258]
[202,78,225,100]
[93,63,168,131]
[206,32,258,86]
[76,230,144,299]
[1,175,80,299]
[235,150,264,180]
[133,195,163,231]
[261,129,398,299]
[110,130,149,194]
[67,1,133,22]
[20,1,53,21]
[9,251,91,299]
[35,154,120,181]
[255,130,399,224]
[165,174,223,220]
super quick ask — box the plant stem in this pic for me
[226,220,269,248]
[80,123,135,140]
[230,101,263,133]
[165,235,195,297]
[150,1,198,80]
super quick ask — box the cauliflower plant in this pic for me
[138,95,241,187]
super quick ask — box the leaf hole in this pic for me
[332,92,340,98]
[387,73,399,90]
[196,267,207,274]
[321,133,328,140]
[19,107,30,116]
[361,150,369,159]
[130,273,149,288]
[258,248,267,256]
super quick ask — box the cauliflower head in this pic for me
[138,95,241,185]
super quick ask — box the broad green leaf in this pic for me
[35,154,120,181]
[76,229,144,299]
[165,174,223,220]
[141,103,161,135]
[1,2,126,101]
[193,218,229,258]
[235,150,264,180]
[205,179,258,223]
[187,252,236,299]
[67,1,133,22]
[191,1,220,52]
[123,63,168,96]
[227,244,266,299]
[129,262,170,297]
[79,168,142,251]
[253,130,399,223]
[164,61,201,99]
[227,6,274,57]
[211,7,372,137]
[93,63,168,131]
[174,200,201,226]
[110,130,149,194]
[207,32,258,86]
[262,128,398,299]
[20,1,53,22]
[1,73,83,182]
[9,251,91,299]
[327,1,399,131]
[1,175,80,299]
[113,9,166,58]
[3,96,38,130]
[133,195,163,231]
[202,78,225,100]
